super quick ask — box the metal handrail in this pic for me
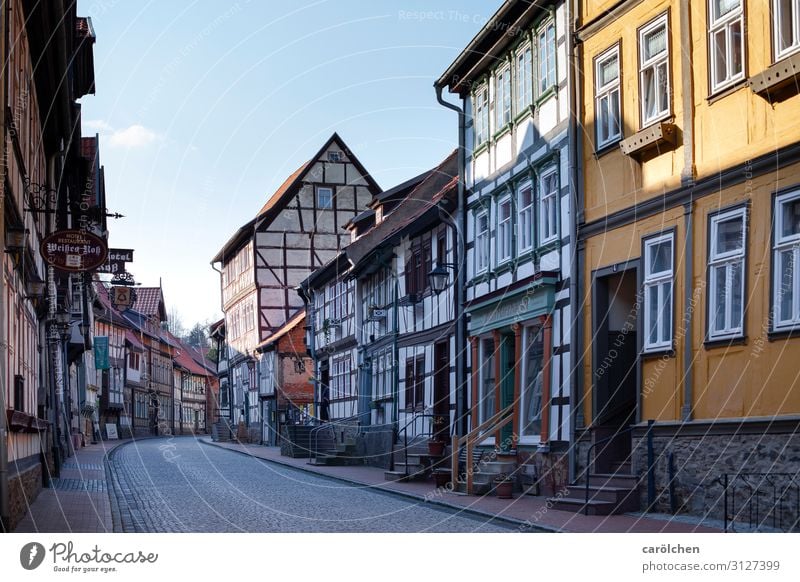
[396,411,435,477]
[584,424,636,516]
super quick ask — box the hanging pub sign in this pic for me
[40,229,108,273]
[111,286,136,309]
[97,248,134,275]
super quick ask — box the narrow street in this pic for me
[106,438,511,533]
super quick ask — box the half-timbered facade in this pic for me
[212,134,380,439]
[435,0,576,488]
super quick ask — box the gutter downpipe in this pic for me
[679,0,695,421]
[435,84,467,437]
[0,0,10,532]
[568,0,585,483]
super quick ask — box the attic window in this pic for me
[328,151,343,162]
[317,187,333,209]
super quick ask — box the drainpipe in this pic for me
[679,0,695,421]
[434,84,467,436]
[0,0,9,533]
[568,0,586,483]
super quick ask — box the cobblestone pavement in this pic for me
[107,436,512,533]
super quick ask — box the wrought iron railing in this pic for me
[721,472,800,532]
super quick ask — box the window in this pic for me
[595,45,621,147]
[327,151,343,162]
[405,238,432,296]
[539,168,559,244]
[474,85,489,147]
[639,14,670,125]
[774,0,800,60]
[521,327,544,438]
[330,354,352,399]
[497,195,513,263]
[643,232,674,351]
[709,0,744,93]
[708,207,746,339]
[517,182,534,253]
[495,66,512,130]
[774,190,800,329]
[476,211,490,273]
[479,339,496,424]
[404,354,425,410]
[516,44,533,113]
[128,352,140,370]
[317,187,333,209]
[538,19,557,95]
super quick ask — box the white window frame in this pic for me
[537,18,557,96]
[519,325,544,445]
[643,232,675,352]
[595,44,622,148]
[639,14,671,126]
[475,210,490,274]
[708,207,747,340]
[517,181,534,254]
[538,167,559,245]
[774,0,800,60]
[317,186,333,209]
[708,0,745,93]
[497,195,513,264]
[495,65,512,130]
[474,84,489,147]
[516,43,533,114]
[773,190,800,330]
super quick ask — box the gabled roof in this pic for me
[211,133,381,264]
[173,339,213,377]
[436,1,545,95]
[255,312,305,352]
[345,150,458,270]
[132,287,167,322]
[125,330,145,352]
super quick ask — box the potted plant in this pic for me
[494,473,514,499]
[427,414,447,456]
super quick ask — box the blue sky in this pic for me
[79,0,492,326]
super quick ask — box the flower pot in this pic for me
[494,479,513,499]
[433,470,451,489]
[427,440,446,457]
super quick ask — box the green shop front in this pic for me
[467,274,556,453]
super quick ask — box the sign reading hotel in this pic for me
[97,248,135,274]
[40,230,108,273]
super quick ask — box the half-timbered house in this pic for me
[435,0,576,493]
[212,134,380,442]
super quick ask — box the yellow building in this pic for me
[576,0,800,522]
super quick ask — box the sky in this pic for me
[78,0,494,327]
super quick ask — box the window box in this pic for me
[750,50,800,100]
[619,122,678,159]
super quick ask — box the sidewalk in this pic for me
[13,439,129,533]
[202,438,722,533]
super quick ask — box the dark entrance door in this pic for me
[433,341,450,441]
[499,334,516,452]
[319,365,330,422]
[593,268,638,473]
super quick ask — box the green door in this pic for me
[500,334,516,452]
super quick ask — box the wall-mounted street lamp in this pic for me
[428,263,457,295]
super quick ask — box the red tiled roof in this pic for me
[256,312,305,351]
[133,287,165,320]
[125,330,145,352]
[173,343,212,377]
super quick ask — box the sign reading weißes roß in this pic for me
[40,230,108,273]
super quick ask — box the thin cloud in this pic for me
[84,119,114,133]
[107,124,163,148]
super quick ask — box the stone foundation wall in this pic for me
[357,426,394,469]
[631,430,800,526]
[8,462,42,532]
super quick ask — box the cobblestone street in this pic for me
[106,437,511,533]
